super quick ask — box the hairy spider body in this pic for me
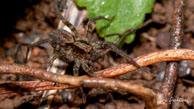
[49,28,96,76]
[15,1,142,77]
[48,28,141,77]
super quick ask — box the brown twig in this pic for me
[157,0,184,108]
[0,81,76,95]
[95,49,194,77]
[0,64,156,109]
[80,78,156,109]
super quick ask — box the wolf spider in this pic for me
[15,1,142,77]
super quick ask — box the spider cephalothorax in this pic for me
[49,29,96,76]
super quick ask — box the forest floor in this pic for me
[0,0,193,108]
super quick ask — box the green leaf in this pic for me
[75,0,154,46]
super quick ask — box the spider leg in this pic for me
[14,44,24,63]
[86,16,115,40]
[80,59,96,77]
[47,54,58,71]
[14,39,50,64]
[73,60,81,76]
[78,87,86,104]
[54,1,78,37]
[91,48,111,61]
[106,43,150,73]
[72,61,87,104]
[85,22,93,41]
[84,59,98,72]
[102,42,141,69]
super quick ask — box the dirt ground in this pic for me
[0,0,193,109]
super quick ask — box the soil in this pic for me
[0,0,193,109]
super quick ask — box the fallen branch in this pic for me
[80,78,156,109]
[95,49,194,77]
[158,0,184,108]
[0,64,156,109]
[0,81,76,94]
